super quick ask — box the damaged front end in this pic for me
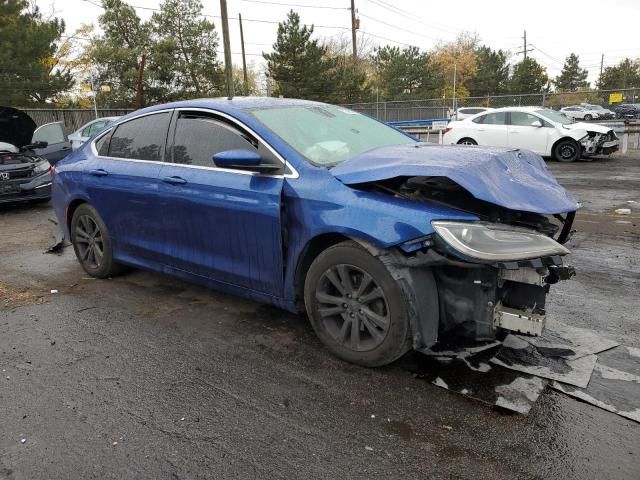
[358,174,577,350]
[579,129,619,156]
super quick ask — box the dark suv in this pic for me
[613,103,640,119]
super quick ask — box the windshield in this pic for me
[535,108,575,125]
[249,104,415,166]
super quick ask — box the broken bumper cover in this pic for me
[581,132,619,156]
[0,178,52,204]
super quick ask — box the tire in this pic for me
[304,241,412,367]
[553,139,581,162]
[70,203,123,278]
[584,114,593,121]
[457,137,477,146]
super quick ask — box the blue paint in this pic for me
[52,98,576,314]
[331,143,579,215]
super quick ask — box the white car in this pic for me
[450,107,493,121]
[443,106,619,162]
[559,106,600,121]
[68,117,119,150]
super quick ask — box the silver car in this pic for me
[68,117,119,150]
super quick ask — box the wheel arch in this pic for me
[551,136,581,154]
[66,198,89,232]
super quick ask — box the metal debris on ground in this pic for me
[552,346,640,423]
[613,208,631,215]
[412,322,637,421]
[411,345,548,414]
[45,217,67,253]
[490,335,598,388]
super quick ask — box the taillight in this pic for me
[444,127,453,135]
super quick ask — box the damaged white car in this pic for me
[443,106,619,162]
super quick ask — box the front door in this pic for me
[32,122,71,163]
[507,111,550,155]
[158,110,285,296]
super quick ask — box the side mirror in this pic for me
[212,149,280,173]
[531,120,543,128]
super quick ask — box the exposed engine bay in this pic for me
[357,176,577,347]
[580,129,619,156]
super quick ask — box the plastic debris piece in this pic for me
[370,414,375,419]
[20,438,26,444]
[50,289,59,294]
[180,417,185,421]
[364,446,373,451]
[112,441,118,446]
[614,208,631,215]
[442,425,452,431]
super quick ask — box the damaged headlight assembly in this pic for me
[431,221,570,262]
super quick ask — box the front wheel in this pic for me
[70,203,123,278]
[553,139,581,162]
[457,137,477,146]
[304,241,412,367]
[584,114,593,121]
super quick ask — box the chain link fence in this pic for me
[342,88,640,122]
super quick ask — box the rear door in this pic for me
[83,111,172,264]
[471,111,508,147]
[158,109,285,296]
[507,111,550,154]
[32,122,71,163]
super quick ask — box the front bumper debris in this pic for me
[493,302,546,336]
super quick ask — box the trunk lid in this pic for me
[330,143,578,215]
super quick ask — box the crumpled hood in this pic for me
[564,122,611,134]
[330,143,578,215]
[0,106,36,149]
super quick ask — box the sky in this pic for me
[41,0,640,89]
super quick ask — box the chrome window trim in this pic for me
[90,107,299,179]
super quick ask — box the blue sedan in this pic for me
[52,97,578,366]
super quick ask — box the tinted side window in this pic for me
[95,132,111,155]
[510,112,542,127]
[108,113,170,161]
[474,112,506,125]
[170,115,258,167]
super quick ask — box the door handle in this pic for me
[90,169,108,177]
[162,176,187,185]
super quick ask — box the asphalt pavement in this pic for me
[1,153,639,479]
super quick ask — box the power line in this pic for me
[358,12,440,42]
[367,0,459,36]
[359,30,415,48]
[240,0,349,10]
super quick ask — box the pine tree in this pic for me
[263,10,332,100]
[508,58,548,94]
[0,0,73,105]
[597,58,640,90]
[372,46,437,100]
[555,53,588,91]
[467,46,509,96]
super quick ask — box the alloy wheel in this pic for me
[74,214,104,270]
[315,264,390,352]
[559,143,577,160]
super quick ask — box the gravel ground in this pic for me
[0,153,639,480]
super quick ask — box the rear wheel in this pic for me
[584,114,593,121]
[553,139,581,162]
[70,203,123,278]
[304,241,412,367]
[457,137,477,146]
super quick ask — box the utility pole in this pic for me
[239,13,248,95]
[452,63,457,112]
[220,0,234,99]
[516,30,533,60]
[350,0,357,60]
[600,53,604,79]
[134,53,146,109]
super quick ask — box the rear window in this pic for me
[473,112,506,125]
[108,113,170,161]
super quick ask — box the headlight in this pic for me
[432,221,570,261]
[33,160,51,175]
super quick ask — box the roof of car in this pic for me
[130,96,324,116]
